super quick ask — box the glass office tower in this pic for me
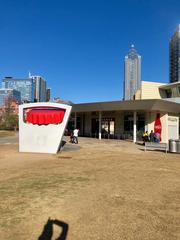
[2,77,35,102]
[29,75,47,102]
[170,25,180,83]
[0,89,21,107]
[124,45,141,100]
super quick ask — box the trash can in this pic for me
[169,139,177,153]
[175,139,180,153]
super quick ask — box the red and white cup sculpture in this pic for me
[19,102,72,154]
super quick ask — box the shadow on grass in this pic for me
[138,148,168,153]
[59,140,67,151]
[38,218,68,240]
[135,142,144,146]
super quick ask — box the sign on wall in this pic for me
[168,116,179,140]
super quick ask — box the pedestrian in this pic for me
[73,128,79,144]
[149,130,155,142]
[69,130,74,143]
[142,131,149,144]
[154,132,160,143]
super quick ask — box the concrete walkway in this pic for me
[0,133,18,145]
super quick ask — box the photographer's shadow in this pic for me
[38,218,68,240]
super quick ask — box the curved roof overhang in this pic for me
[72,99,180,114]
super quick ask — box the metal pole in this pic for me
[133,111,137,143]
[99,111,102,140]
[74,112,77,128]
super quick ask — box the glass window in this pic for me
[124,113,145,132]
[165,89,172,98]
[124,114,133,131]
[137,114,145,131]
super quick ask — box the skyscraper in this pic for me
[46,88,51,102]
[170,25,180,83]
[29,74,47,102]
[124,45,141,100]
[2,77,35,102]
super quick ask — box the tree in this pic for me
[0,96,19,130]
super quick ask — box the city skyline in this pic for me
[1,74,50,104]
[0,0,180,102]
[2,77,35,103]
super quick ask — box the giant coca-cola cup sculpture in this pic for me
[19,102,72,154]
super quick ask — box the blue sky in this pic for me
[0,0,180,103]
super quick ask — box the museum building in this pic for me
[70,81,180,143]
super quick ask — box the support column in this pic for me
[74,112,77,128]
[133,111,137,143]
[99,111,102,140]
[82,113,84,136]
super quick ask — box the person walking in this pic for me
[73,128,79,144]
[69,129,74,143]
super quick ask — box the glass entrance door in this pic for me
[102,118,115,138]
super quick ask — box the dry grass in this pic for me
[0,138,180,239]
[0,130,15,138]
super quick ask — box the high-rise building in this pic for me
[2,77,35,103]
[0,89,21,107]
[46,88,51,102]
[170,25,180,83]
[29,74,47,102]
[124,45,141,100]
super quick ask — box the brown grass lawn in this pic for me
[0,137,180,239]
[0,131,15,138]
